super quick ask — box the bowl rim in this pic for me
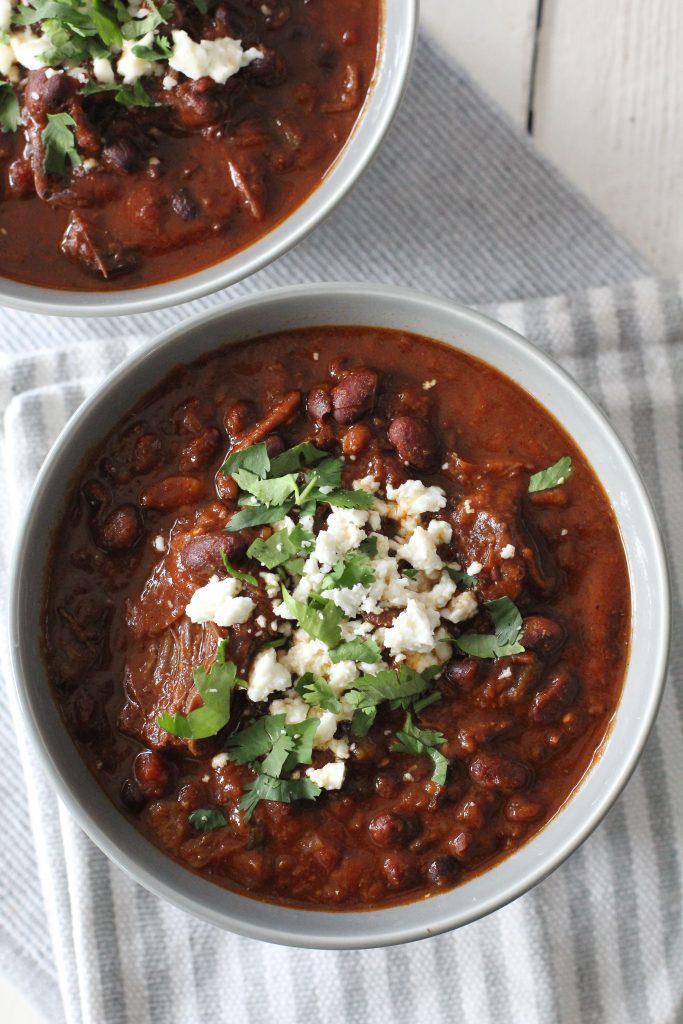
[8,282,671,948]
[0,1,419,318]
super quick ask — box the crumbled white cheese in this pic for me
[162,74,177,90]
[0,43,13,77]
[169,30,261,84]
[384,598,440,655]
[10,30,49,71]
[441,590,479,624]
[422,379,437,390]
[117,32,156,83]
[279,630,331,679]
[247,647,291,703]
[93,57,115,84]
[185,575,255,628]
[328,737,350,759]
[211,752,229,770]
[153,534,165,552]
[321,582,368,618]
[386,479,447,519]
[501,543,516,559]
[397,525,443,575]
[467,561,483,576]
[306,761,346,790]
[314,507,369,567]
[327,660,359,691]
[256,614,267,628]
[269,692,309,724]
[0,0,12,33]
[463,499,474,514]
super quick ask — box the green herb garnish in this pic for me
[280,586,344,648]
[528,456,573,493]
[239,775,320,823]
[328,637,381,665]
[455,596,525,659]
[447,567,478,590]
[158,643,243,740]
[188,808,226,832]
[246,522,314,571]
[393,714,448,785]
[295,672,342,713]
[42,113,81,175]
[0,82,20,134]
[220,550,257,586]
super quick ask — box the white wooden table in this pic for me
[1,2,679,1021]
[423,0,683,273]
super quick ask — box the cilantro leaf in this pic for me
[247,522,314,570]
[393,714,448,785]
[224,714,288,765]
[0,83,19,133]
[81,79,154,108]
[132,36,172,60]
[268,442,328,476]
[188,808,226,832]
[42,113,81,175]
[346,666,432,712]
[322,549,375,591]
[280,586,343,648]
[295,672,342,713]
[233,467,299,508]
[402,567,418,580]
[455,596,525,659]
[239,774,320,822]
[325,489,375,510]
[90,0,122,46]
[447,567,477,590]
[281,717,319,773]
[158,653,242,740]
[259,635,288,650]
[528,456,573,493]
[193,0,208,11]
[328,637,381,665]
[221,550,257,586]
[221,442,270,480]
[224,714,319,777]
[121,0,172,38]
[226,502,293,532]
[359,535,378,557]
[351,706,377,737]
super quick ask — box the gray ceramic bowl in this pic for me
[0,4,418,318]
[9,284,670,948]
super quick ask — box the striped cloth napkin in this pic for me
[2,34,681,1024]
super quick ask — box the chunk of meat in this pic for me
[119,616,222,749]
[230,391,300,451]
[530,667,579,724]
[449,459,560,601]
[61,213,139,279]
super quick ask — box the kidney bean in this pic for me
[387,415,438,469]
[449,830,474,859]
[342,422,371,457]
[264,433,286,458]
[178,428,220,472]
[132,432,162,474]
[177,781,205,811]
[224,399,255,438]
[82,479,110,511]
[120,778,147,813]
[134,751,170,799]
[140,475,205,511]
[179,530,251,574]
[382,853,419,891]
[171,187,199,220]
[374,770,402,799]
[215,471,238,504]
[530,667,579,724]
[456,797,487,829]
[306,385,333,423]
[368,450,407,489]
[96,504,142,552]
[426,856,460,888]
[521,615,566,657]
[368,812,419,848]
[469,753,531,793]
[103,138,142,174]
[441,657,480,696]
[505,795,544,822]
[331,368,378,424]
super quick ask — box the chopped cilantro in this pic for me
[233,467,299,508]
[42,113,81,175]
[81,79,154,108]
[328,637,381,665]
[259,635,288,651]
[455,595,525,659]
[188,808,226,832]
[269,441,329,476]
[402,567,418,580]
[322,549,375,591]
[220,550,257,586]
[346,665,435,713]
[351,706,377,737]
[295,672,342,713]
[158,645,243,740]
[393,714,448,785]
[239,774,320,822]
[528,456,573,493]
[221,442,270,480]
[226,502,293,532]
[247,522,314,571]
[447,567,477,590]
[0,83,19,133]
[325,489,375,510]
[280,586,344,648]
[132,36,173,61]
